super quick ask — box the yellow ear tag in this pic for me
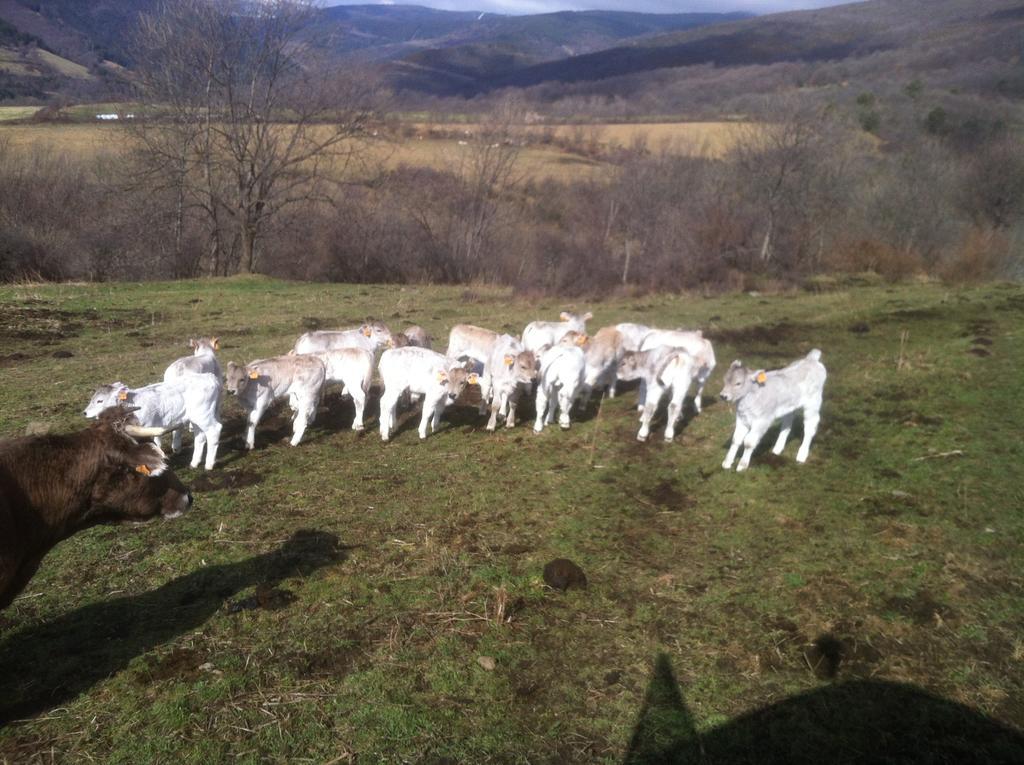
[468,373,479,385]
[576,334,588,346]
[118,391,128,401]
[135,464,152,476]
[756,371,767,384]
[503,355,514,367]
[436,371,447,383]
[248,370,260,380]
[361,327,372,337]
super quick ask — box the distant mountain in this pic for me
[455,0,1024,95]
[369,9,751,96]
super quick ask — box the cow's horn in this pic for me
[124,424,174,438]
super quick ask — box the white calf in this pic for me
[581,326,625,404]
[616,348,696,442]
[309,347,374,431]
[533,344,585,432]
[225,355,326,449]
[719,349,826,472]
[615,323,652,351]
[482,335,537,431]
[83,373,223,470]
[446,324,501,367]
[523,311,592,354]
[292,322,393,356]
[163,337,222,453]
[639,329,716,414]
[400,326,432,349]
[378,348,476,441]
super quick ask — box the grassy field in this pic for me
[0,119,753,180]
[0,277,1022,762]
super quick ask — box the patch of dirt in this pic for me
[848,322,870,334]
[641,479,696,511]
[0,304,147,342]
[288,647,359,679]
[803,633,883,679]
[705,320,807,348]
[971,337,993,346]
[501,543,532,555]
[968,347,991,357]
[888,307,943,320]
[0,352,30,366]
[138,647,204,684]
[190,470,263,493]
[883,591,957,626]
[543,559,588,591]
[862,491,922,517]
[51,349,73,358]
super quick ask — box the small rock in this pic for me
[198,662,215,672]
[476,655,496,671]
[543,558,588,591]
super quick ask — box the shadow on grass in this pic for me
[624,653,1024,764]
[0,529,348,727]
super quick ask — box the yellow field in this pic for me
[0,120,751,179]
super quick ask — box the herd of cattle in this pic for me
[0,310,827,610]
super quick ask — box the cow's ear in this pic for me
[583,312,593,321]
[117,387,130,402]
[559,311,571,321]
[752,370,767,386]
[132,442,168,477]
[436,370,448,383]
[189,338,197,349]
[730,360,743,369]
[212,337,220,351]
[248,368,260,380]
[503,354,514,367]
[468,373,479,385]
[360,325,372,337]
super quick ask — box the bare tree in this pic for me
[128,0,377,275]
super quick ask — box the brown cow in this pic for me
[0,407,192,610]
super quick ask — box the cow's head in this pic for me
[190,337,219,354]
[84,382,128,419]
[719,360,765,403]
[437,366,477,405]
[87,407,192,523]
[390,332,410,348]
[559,311,593,331]
[360,321,393,348]
[225,361,259,396]
[616,351,645,382]
[504,350,538,385]
[559,330,590,349]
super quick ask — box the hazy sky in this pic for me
[323,0,858,15]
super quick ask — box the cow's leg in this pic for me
[505,389,519,429]
[772,413,795,455]
[171,427,183,454]
[664,386,687,443]
[190,427,207,469]
[431,400,444,434]
[534,385,549,432]
[290,402,312,446]
[486,394,500,431]
[637,378,647,412]
[478,374,491,416]
[737,421,769,472]
[379,391,398,441]
[419,400,436,439]
[203,422,222,470]
[637,381,664,442]
[351,387,366,431]
[796,405,821,463]
[722,420,748,470]
[557,389,573,430]
[245,398,268,450]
